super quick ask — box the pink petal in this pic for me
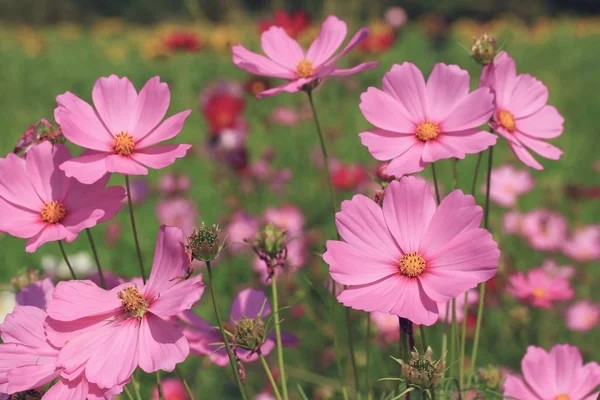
[55,92,113,151]
[325,240,399,286]
[45,313,112,349]
[256,79,309,98]
[479,51,517,109]
[105,155,148,176]
[25,224,71,253]
[306,16,347,68]
[232,45,296,80]
[382,63,427,122]
[359,87,416,133]
[56,324,116,379]
[0,306,49,347]
[46,280,121,321]
[144,225,189,299]
[434,129,497,160]
[230,288,271,322]
[136,110,191,148]
[59,150,110,185]
[509,141,544,170]
[92,75,138,134]
[502,375,539,400]
[0,153,43,211]
[63,184,125,226]
[508,74,549,119]
[261,27,304,70]
[148,274,204,319]
[337,275,403,314]
[551,344,581,393]
[129,77,170,138]
[326,61,378,77]
[521,346,558,398]
[0,197,44,239]
[359,129,419,161]
[325,27,369,66]
[43,377,88,400]
[388,278,439,326]
[516,105,564,139]
[514,133,562,160]
[336,194,402,261]
[441,87,495,132]
[130,144,191,170]
[426,63,470,122]
[386,143,427,176]
[421,139,456,163]
[7,364,60,394]
[138,313,188,374]
[383,177,436,254]
[570,361,600,399]
[26,142,71,202]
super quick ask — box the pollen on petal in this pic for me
[532,287,546,298]
[399,252,426,278]
[296,59,315,78]
[118,286,148,318]
[113,132,136,156]
[415,121,440,141]
[40,201,66,224]
[497,110,516,132]
[555,394,570,400]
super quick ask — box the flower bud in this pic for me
[398,346,444,388]
[187,223,223,262]
[233,316,266,351]
[255,224,287,258]
[471,34,497,65]
[375,162,396,184]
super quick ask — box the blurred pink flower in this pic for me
[0,142,125,253]
[481,52,564,170]
[384,7,408,29]
[324,177,499,326]
[329,159,369,191]
[485,165,534,207]
[57,75,191,184]
[125,178,149,204]
[360,63,496,177]
[503,344,600,399]
[45,226,204,389]
[562,225,600,262]
[255,391,277,400]
[506,267,574,308]
[159,173,191,196]
[521,209,567,252]
[270,106,301,126]
[566,300,600,332]
[105,221,123,247]
[264,205,305,236]
[233,15,378,98]
[227,210,261,254]
[540,259,575,279]
[151,378,190,400]
[370,311,400,343]
[437,289,479,324]
[503,210,523,235]
[15,277,54,310]
[156,197,199,237]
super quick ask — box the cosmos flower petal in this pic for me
[230,288,272,322]
[130,144,191,170]
[359,87,416,132]
[138,313,188,374]
[59,150,110,185]
[129,76,170,138]
[135,110,192,148]
[91,75,138,134]
[232,45,296,80]
[426,63,470,122]
[306,16,347,67]
[149,274,204,319]
[516,105,563,139]
[261,26,305,70]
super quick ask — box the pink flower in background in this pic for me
[437,289,479,324]
[156,197,199,237]
[324,177,500,325]
[329,159,369,191]
[255,391,277,400]
[15,278,54,309]
[384,7,408,29]
[503,344,600,400]
[371,312,400,343]
[541,259,575,279]
[158,173,191,196]
[227,211,260,253]
[521,209,567,251]
[503,210,523,235]
[566,301,600,332]
[45,226,204,389]
[270,106,301,126]
[481,52,564,170]
[125,178,149,204]
[0,142,125,252]
[233,15,378,98]
[151,378,189,400]
[486,164,535,207]
[562,225,600,262]
[506,268,574,308]
[359,63,496,177]
[57,75,192,184]
[265,205,305,236]
[105,221,122,247]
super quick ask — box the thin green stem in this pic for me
[271,274,289,400]
[259,351,283,400]
[450,298,457,378]
[366,315,373,397]
[430,164,441,204]
[344,307,360,392]
[419,325,428,352]
[452,158,458,189]
[459,291,469,388]
[86,228,105,289]
[125,176,147,284]
[58,241,76,279]
[470,152,484,198]
[175,366,196,400]
[123,385,135,400]
[155,371,164,400]
[206,261,248,400]
[130,374,143,400]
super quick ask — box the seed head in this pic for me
[255,224,287,259]
[233,316,266,352]
[398,346,444,389]
[188,223,223,262]
[471,34,498,65]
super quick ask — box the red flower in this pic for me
[359,23,396,53]
[330,161,368,191]
[163,31,204,52]
[203,93,246,133]
[259,10,310,38]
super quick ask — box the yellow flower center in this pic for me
[40,201,66,224]
[532,288,546,298]
[399,252,426,278]
[555,394,570,400]
[498,110,516,132]
[415,121,440,141]
[296,59,315,78]
[118,286,148,318]
[113,132,135,156]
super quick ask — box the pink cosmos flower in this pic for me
[45,225,205,389]
[562,225,600,262]
[521,209,567,252]
[56,75,192,184]
[506,267,574,309]
[151,378,190,400]
[541,259,575,280]
[503,344,600,400]
[15,277,54,310]
[0,306,126,399]
[359,62,496,177]
[270,106,301,126]
[232,15,378,98]
[566,301,600,332]
[0,142,125,252]
[324,176,500,325]
[503,210,523,235]
[480,52,564,170]
[486,164,535,207]
[155,197,199,237]
[370,311,400,343]
[437,289,479,324]
[264,205,305,237]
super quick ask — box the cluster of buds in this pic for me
[471,34,498,65]
[233,315,266,356]
[13,118,64,156]
[187,223,224,265]
[398,346,444,389]
[478,365,505,390]
[250,224,288,280]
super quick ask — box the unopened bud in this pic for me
[233,316,266,351]
[187,223,223,262]
[255,224,287,258]
[471,34,497,65]
[375,162,396,184]
[398,346,444,389]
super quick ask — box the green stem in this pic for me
[155,371,164,400]
[344,307,360,392]
[366,314,373,397]
[206,261,248,400]
[125,176,147,284]
[452,158,458,189]
[468,146,494,385]
[430,164,441,204]
[259,351,283,400]
[131,374,143,400]
[459,291,469,388]
[123,385,135,400]
[271,274,289,400]
[450,298,457,378]
[58,241,76,279]
[419,325,428,352]
[470,152,484,198]
[86,228,106,289]
[175,366,196,400]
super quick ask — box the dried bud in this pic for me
[255,224,287,259]
[471,34,497,65]
[233,316,266,353]
[188,223,223,262]
[375,162,396,184]
[10,390,43,400]
[478,365,505,389]
[398,346,444,389]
